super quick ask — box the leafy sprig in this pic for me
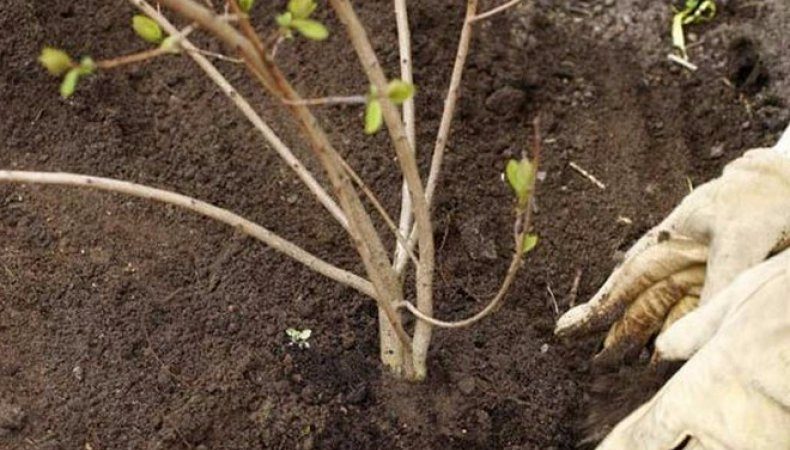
[276,0,329,41]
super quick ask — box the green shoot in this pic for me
[40,51,95,98]
[132,15,164,44]
[39,47,74,76]
[505,158,535,209]
[387,80,416,105]
[59,69,80,98]
[285,328,312,349]
[671,0,716,61]
[364,99,383,134]
[363,80,416,134]
[521,233,538,256]
[276,0,328,41]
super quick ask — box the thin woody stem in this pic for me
[394,0,479,275]
[282,95,367,106]
[392,0,417,269]
[96,25,196,70]
[399,253,522,328]
[336,158,421,268]
[0,170,375,298]
[398,117,542,328]
[96,47,169,70]
[469,0,523,22]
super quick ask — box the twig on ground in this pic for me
[547,284,559,315]
[569,161,606,190]
[566,268,582,308]
[470,0,523,22]
[667,53,698,71]
[281,95,367,106]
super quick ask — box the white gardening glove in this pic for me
[555,124,790,364]
[597,247,790,450]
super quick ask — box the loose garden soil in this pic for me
[1,0,789,448]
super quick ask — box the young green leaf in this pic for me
[78,56,96,75]
[291,18,329,41]
[288,0,317,19]
[132,15,164,44]
[39,47,74,76]
[505,158,535,206]
[59,68,80,98]
[387,79,415,105]
[364,99,383,134]
[238,0,255,13]
[521,233,539,255]
[276,12,293,27]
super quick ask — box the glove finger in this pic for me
[648,295,700,365]
[596,388,690,450]
[556,240,707,338]
[682,438,706,450]
[656,249,790,361]
[660,294,700,334]
[595,267,705,367]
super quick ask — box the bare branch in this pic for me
[394,0,479,275]
[469,0,523,23]
[185,47,244,63]
[0,170,375,298]
[281,95,367,106]
[336,158,420,268]
[392,0,417,268]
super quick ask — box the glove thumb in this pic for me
[657,251,790,360]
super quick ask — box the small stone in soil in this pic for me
[0,401,25,435]
[458,377,476,395]
[484,86,526,116]
[708,144,725,159]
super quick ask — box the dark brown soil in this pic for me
[1,0,788,449]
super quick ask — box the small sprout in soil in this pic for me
[132,15,164,44]
[364,80,416,134]
[671,0,717,61]
[42,53,95,98]
[286,328,312,349]
[505,157,536,209]
[276,0,328,41]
